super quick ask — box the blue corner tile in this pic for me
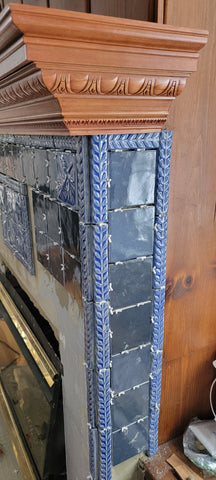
[109,207,155,262]
[79,223,93,301]
[98,428,112,480]
[95,302,110,370]
[97,368,111,430]
[108,133,160,151]
[86,368,97,427]
[109,257,153,310]
[111,382,149,432]
[110,302,152,355]
[108,150,156,210]
[112,418,149,466]
[93,224,109,302]
[88,427,98,479]
[111,344,151,393]
[83,300,95,369]
[89,135,108,224]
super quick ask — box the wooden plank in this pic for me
[91,0,156,21]
[156,0,164,23]
[167,454,203,480]
[159,0,216,445]
[49,0,88,12]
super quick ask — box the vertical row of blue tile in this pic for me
[149,130,173,455]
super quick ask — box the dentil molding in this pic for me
[0,4,208,135]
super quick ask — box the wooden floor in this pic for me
[0,408,24,480]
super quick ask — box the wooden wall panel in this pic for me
[91,0,156,21]
[49,0,89,12]
[159,0,216,444]
[22,0,47,5]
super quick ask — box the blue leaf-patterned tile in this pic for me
[97,368,111,430]
[79,223,93,301]
[98,428,112,480]
[83,301,95,369]
[95,302,110,370]
[56,151,77,207]
[63,251,82,304]
[109,207,154,262]
[89,135,108,224]
[110,302,152,355]
[155,131,173,215]
[112,417,149,466]
[111,382,149,432]
[88,427,98,479]
[108,133,160,151]
[109,257,153,310]
[60,205,80,259]
[45,198,61,245]
[93,224,109,302]
[111,344,151,394]
[108,149,156,210]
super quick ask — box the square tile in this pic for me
[112,417,149,465]
[64,251,82,304]
[60,205,80,259]
[21,146,36,187]
[110,302,152,355]
[4,144,14,178]
[35,229,49,269]
[109,207,154,262]
[109,257,153,310]
[111,382,149,432]
[111,344,151,393]
[45,198,61,244]
[32,191,47,233]
[47,150,58,198]
[49,241,64,286]
[108,149,156,210]
[34,148,49,193]
[56,151,77,207]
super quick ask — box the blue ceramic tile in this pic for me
[48,241,64,286]
[111,382,149,432]
[108,133,160,151]
[0,144,7,174]
[111,344,151,393]
[34,148,49,193]
[112,417,149,465]
[109,207,154,262]
[21,146,36,187]
[35,230,49,269]
[109,257,153,310]
[56,151,77,207]
[4,144,14,178]
[79,223,93,301]
[12,144,23,182]
[108,150,156,210]
[110,302,152,355]
[60,205,80,259]
[63,251,82,304]
[32,191,47,233]
[45,198,61,244]
[47,150,58,198]
[0,182,5,211]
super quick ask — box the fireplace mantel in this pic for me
[0,4,208,135]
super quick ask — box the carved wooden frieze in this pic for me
[0,4,208,135]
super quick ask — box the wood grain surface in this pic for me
[159,0,216,444]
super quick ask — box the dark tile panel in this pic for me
[111,382,149,432]
[47,150,58,198]
[112,417,149,465]
[108,149,156,210]
[0,144,7,175]
[109,206,154,262]
[110,302,152,355]
[109,257,153,310]
[22,146,36,187]
[111,344,151,393]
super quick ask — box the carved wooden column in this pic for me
[0,5,208,480]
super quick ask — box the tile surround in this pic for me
[0,131,172,475]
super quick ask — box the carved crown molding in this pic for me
[0,4,208,135]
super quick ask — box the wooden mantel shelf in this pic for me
[0,4,208,135]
